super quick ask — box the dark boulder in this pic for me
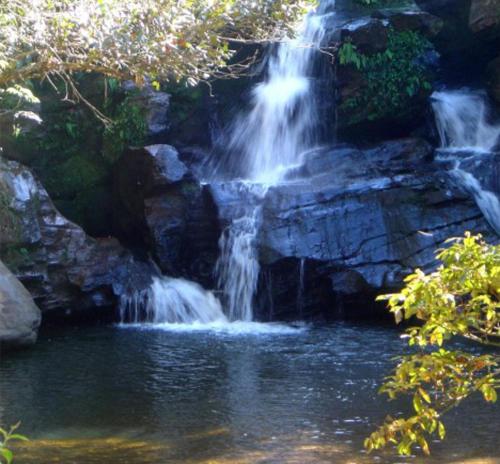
[113,145,220,287]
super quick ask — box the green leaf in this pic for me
[0,448,13,464]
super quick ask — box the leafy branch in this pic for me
[366,233,499,456]
[0,423,28,464]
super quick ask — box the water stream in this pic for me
[432,90,500,235]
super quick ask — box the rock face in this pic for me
[469,0,500,36]
[113,145,220,287]
[122,82,171,141]
[210,139,498,320]
[487,56,500,104]
[0,157,158,320]
[0,259,41,348]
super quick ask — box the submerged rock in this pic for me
[0,157,159,320]
[0,259,41,348]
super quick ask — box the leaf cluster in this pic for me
[366,233,499,456]
[338,29,433,123]
[0,0,312,89]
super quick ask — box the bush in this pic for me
[339,29,434,124]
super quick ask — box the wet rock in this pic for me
[0,157,158,319]
[113,145,220,287]
[0,259,41,348]
[486,55,500,104]
[252,139,497,320]
[340,18,389,54]
[387,11,444,37]
[469,0,500,36]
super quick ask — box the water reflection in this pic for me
[0,323,498,463]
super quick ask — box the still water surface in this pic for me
[0,322,498,463]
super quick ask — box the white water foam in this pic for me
[119,277,228,325]
[119,320,307,335]
[119,276,305,334]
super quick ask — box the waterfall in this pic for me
[120,2,335,326]
[119,277,228,324]
[212,0,335,183]
[432,90,500,152]
[215,213,260,322]
[432,90,500,236]
[211,1,335,322]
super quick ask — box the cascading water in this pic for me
[211,1,336,322]
[432,90,500,236]
[215,212,261,322]
[213,1,335,183]
[119,277,228,324]
[432,90,500,152]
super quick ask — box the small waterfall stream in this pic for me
[432,90,500,236]
[120,277,228,324]
[432,90,500,152]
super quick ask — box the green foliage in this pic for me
[0,85,39,112]
[0,423,28,464]
[102,97,147,163]
[339,29,433,123]
[366,233,499,456]
[338,42,366,70]
[163,80,204,128]
[0,0,311,89]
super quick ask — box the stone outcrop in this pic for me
[210,139,498,320]
[469,0,500,36]
[0,259,41,348]
[0,157,159,320]
[113,145,220,287]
